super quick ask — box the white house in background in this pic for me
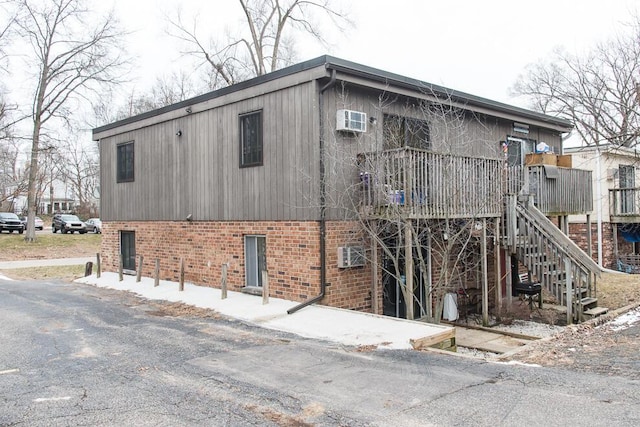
[566,145,640,271]
[6,179,79,215]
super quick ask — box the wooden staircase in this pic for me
[505,195,606,323]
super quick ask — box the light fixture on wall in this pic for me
[185,213,193,222]
[185,107,192,114]
[176,130,182,137]
[369,116,377,125]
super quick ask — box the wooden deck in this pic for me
[357,149,593,220]
[610,188,640,223]
[506,165,593,215]
[358,148,503,219]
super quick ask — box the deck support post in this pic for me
[505,254,513,306]
[565,257,573,325]
[481,218,489,326]
[426,233,433,320]
[586,214,592,259]
[612,223,619,262]
[404,220,414,320]
[494,217,502,316]
[371,235,379,314]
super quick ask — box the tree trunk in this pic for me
[24,121,41,242]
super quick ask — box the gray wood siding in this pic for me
[100,81,320,221]
[321,84,565,220]
[99,68,566,223]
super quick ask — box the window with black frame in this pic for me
[239,111,263,167]
[116,141,134,182]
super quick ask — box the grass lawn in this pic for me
[0,233,100,281]
[1,265,86,281]
[0,233,101,261]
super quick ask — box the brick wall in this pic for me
[569,222,634,269]
[101,220,378,311]
[100,219,503,316]
[324,221,379,312]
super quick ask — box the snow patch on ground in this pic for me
[607,307,640,331]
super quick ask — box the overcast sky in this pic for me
[110,0,640,108]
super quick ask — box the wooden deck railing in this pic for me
[506,165,593,215]
[358,148,503,219]
[609,187,640,219]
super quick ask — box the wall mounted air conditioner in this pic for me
[337,109,367,133]
[337,246,366,268]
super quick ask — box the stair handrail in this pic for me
[515,200,602,277]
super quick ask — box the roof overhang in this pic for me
[93,55,573,140]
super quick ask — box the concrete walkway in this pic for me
[0,258,539,354]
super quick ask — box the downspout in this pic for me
[288,67,336,314]
[595,146,603,266]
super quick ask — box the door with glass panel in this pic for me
[245,235,266,287]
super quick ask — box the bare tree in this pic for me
[512,19,640,148]
[0,93,13,143]
[1,1,19,140]
[0,0,17,70]
[14,0,126,241]
[167,0,351,89]
[57,136,99,217]
[322,87,501,323]
[0,137,28,210]
[89,70,203,127]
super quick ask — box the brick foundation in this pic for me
[100,219,503,317]
[101,220,378,312]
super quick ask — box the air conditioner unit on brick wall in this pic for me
[337,246,366,268]
[336,109,367,133]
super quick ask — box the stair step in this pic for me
[580,297,598,308]
[583,306,609,317]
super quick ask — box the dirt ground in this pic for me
[498,271,640,325]
[499,272,640,374]
[592,271,640,310]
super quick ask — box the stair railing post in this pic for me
[508,195,517,253]
[565,258,573,325]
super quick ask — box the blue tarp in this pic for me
[621,224,640,242]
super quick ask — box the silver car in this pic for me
[20,216,44,231]
[85,218,102,233]
[52,214,87,234]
